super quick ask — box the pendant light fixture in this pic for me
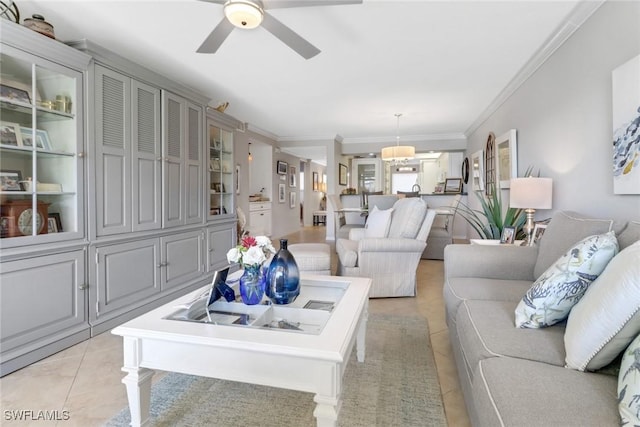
[248,142,253,162]
[381,113,415,164]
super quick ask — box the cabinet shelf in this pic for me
[1,98,75,122]
[0,144,76,157]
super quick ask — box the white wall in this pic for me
[466,1,640,227]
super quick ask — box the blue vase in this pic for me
[266,239,300,304]
[239,265,265,305]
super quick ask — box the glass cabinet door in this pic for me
[0,48,83,244]
[207,119,234,219]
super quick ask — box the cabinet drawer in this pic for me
[249,202,271,211]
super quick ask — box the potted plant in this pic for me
[456,167,536,240]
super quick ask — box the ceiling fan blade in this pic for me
[266,0,362,9]
[196,0,225,4]
[261,12,320,59]
[196,18,235,53]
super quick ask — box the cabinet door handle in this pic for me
[156,157,163,161]
[77,152,85,158]
[78,284,89,290]
[157,262,168,267]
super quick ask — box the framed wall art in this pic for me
[278,183,285,203]
[277,160,287,175]
[290,191,296,208]
[612,54,640,194]
[313,172,319,191]
[495,129,517,189]
[289,166,296,188]
[339,163,348,186]
[500,226,515,244]
[485,132,496,196]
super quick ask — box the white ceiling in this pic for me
[17,0,587,163]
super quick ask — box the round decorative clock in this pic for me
[0,200,49,237]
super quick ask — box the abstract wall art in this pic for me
[612,54,640,194]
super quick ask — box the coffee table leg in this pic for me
[313,394,341,427]
[122,366,154,427]
[356,310,368,362]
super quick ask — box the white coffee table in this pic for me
[111,275,371,427]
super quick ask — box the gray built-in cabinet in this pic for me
[0,21,237,376]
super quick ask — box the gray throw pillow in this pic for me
[618,221,640,251]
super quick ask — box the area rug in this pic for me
[106,313,446,426]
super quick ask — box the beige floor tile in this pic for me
[0,227,471,427]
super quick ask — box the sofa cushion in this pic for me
[534,211,614,278]
[364,206,393,238]
[387,198,427,239]
[456,300,566,383]
[515,231,618,328]
[618,220,640,251]
[618,333,640,426]
[565,240,640,371]
[473,357,619,427]
[444,277,532,326]
[336,238,359,268]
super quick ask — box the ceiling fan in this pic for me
[196,0,362,59]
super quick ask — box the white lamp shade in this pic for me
[224,1,264,29]
[381,145,415,162]
[510,177,553,209]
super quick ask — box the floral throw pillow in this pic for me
[619,333,640,425]
[515,231,618,328]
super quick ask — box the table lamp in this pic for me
[509,177,553,245]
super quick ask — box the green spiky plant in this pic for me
[456,167,536,240]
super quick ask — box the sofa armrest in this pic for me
[358,238,426,253]
[444,244,538,281]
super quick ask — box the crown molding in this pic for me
[342,132,466,145]
[465,0,605,137]
[246,123,279,141]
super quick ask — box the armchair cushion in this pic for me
[387,198,427,239]
[364,206,393,238]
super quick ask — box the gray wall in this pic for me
[466,1,640,225]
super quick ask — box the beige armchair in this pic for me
[336,197,436,298]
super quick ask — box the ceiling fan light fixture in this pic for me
[224,0,264,29]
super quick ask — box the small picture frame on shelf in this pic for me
[339,163,348,186]
[47,217,58,233]
[0,169,22,191]
[19,127,51,150]
[500,226,516,244]
[210,158,221,172]
[277,160,287,175]
[0,216,13,238]
[0,83,31,104]
[213,139,221,150]
[0,122,23,147]
[49,212,62,232]
[444,178,463,193]
[212,183,223,193]
[211,207,221,215]
[531,223,548,246]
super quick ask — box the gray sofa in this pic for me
[443,211,640,426]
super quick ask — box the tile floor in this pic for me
[0,226,471,427]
